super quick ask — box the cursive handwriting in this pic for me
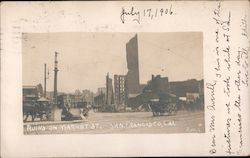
[209,115,216,154]
[121,7,140,24]
[223,76,230,97]
[234,94,241,111]
[223,46,231,71]
[213,12,231,31]
[120,5,175,24]
[225,102,230,114]
[224,118,234,155]
[206,81,217,110]
[240,15,248,39]
[237,113,243,149]
[240,47,249,87]
[209,115,216,132]
[235,70,241,91]
[209,134,217,154]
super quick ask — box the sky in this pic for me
[22,32,203,93]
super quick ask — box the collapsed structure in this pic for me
[94,34,204,112]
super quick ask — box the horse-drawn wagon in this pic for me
[146,92,178,116]
[23,97,51,122]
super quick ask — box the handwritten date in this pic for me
[120,5,175,24]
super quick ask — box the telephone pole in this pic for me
[44,63,49,98]
[106,72,109,105]
[53,52,59,104]
[44,63,47,98]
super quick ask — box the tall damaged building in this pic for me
[125,34,141,98]
[106,73,114,105]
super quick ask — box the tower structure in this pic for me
[53,52,59,104]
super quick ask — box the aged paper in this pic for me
[1,1,249,157]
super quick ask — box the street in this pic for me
[23,110,205,134]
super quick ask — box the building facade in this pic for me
[106,73,114,105]
[114,75,126,106]
[169,79,203,97]
[97,87,106,96]
[82,89,94,104]
[23,84,43,102]
[143,75,170,94]
[125,34,141,96]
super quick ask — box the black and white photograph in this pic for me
[22,32,204,134]
[1,1,249,157]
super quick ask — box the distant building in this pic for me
[94,92,105,108]
[82,89,94,104]
[169,79,204,97]
[114,75,126,106]
[57,93,85,108]
[23,84,43,102]
[94,87,106,109]
[126,75,170,109]
[143,75,170,94]
[106,73,114,105]
[96,87,106,96]
[186,92,200,103]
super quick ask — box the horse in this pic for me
[23,101,38,122]
[23,101,50,122]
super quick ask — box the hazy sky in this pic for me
[22,32,203,93]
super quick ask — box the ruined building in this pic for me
[125,34,141,97]
[114,75,126,106]
[106,73,114,105]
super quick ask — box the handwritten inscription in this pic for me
[208,2,249,155]
[223,76,230,97]
[223,46,231,71]
[234,94,241,111]
[237,114,243,149]
[206,81,217,111]
[209,134,217,154]
[120,7,140,24]
[209,115,217,154]
[120,5,175,24]
[239,47,249,87]
[233,13,249,155]
[224,118,234,155]
[240,15,248,38]
[234,70,241,91]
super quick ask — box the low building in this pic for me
[96,87,106,96]
[94,92,105,109]
[126,75,170,109]
[186,93,200,103]
[143,75,170,94]
[82,89,94,104]
[169,79,204,97]
[57,93,85,108]
[23,84,43,102]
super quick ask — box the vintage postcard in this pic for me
[22,32,204,134]
[1,1,249,157]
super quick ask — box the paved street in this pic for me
[23,110,205,134]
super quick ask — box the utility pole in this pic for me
[53,52,59,104]
[106,72,109,105]
[44,63,49,98]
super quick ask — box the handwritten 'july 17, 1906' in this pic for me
[120,5,175,24]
